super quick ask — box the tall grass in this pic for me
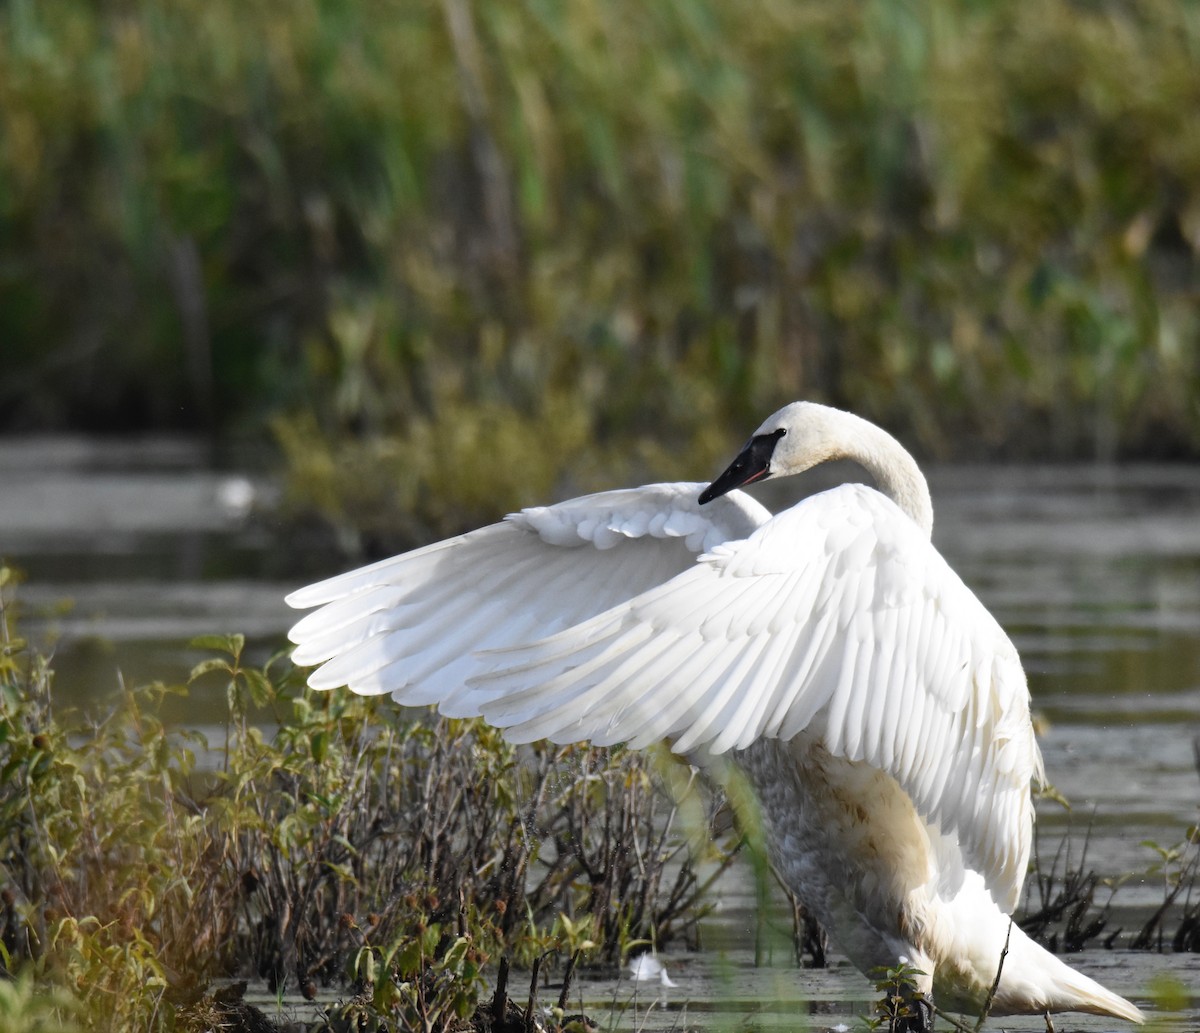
[2,0,1198,499]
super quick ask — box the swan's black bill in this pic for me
[699,429,785,504]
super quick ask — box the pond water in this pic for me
[3,438,1199,1029]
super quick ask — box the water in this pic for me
[4,439,1200,1028]
[1,435,291,720]
[243,944,1194,1032]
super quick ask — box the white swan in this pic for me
[285,401,1144,1028]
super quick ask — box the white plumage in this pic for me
[286,401,1143,1028]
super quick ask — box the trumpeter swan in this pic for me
[286,401,1144,1028]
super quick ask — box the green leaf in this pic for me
[188,657,231,682]
[355,946,376,986]
[241,668,272,708]
[189,633,245,656]
[310,729,327,762]
[395,937,423,977]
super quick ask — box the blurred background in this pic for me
[3,0,1199,520]
[2,0,1200,705]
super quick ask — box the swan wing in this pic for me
[466,483,1042,910]
[286,482,771,713]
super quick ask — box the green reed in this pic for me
[2,0,1198,508]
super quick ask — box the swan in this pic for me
[285,401,1144,1028]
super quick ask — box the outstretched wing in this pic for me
[286,482,771,712]
[464,483,1043,910]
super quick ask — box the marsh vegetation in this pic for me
[2,559,1199,1031]
[0,575,747,1030]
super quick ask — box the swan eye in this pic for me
[700,427,785,503]
[754,428,786,453]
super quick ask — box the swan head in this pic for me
[699,402,838,504]
[700,401,934,536]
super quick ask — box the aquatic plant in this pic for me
[1021,818,1119,952]
[860,960,930,1032]
[1129,829,1200,952]
[0,571,737,1030]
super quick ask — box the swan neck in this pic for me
[837,414,934,537]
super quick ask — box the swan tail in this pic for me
[1041,960,1145,1024]
[994,924,1145,1023]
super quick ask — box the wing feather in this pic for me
[671,637,771,753]
[872,604,904,769]
[290,478,1040,911]
[461,483,1041,908]
[288,482,770,706]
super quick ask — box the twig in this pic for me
[491,956,510,1027]
[524,950,551,1032]
[973,920,1012,1031]
[557,949,582,1012]
[933,1006,975,1033]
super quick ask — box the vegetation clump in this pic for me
[1021,804,1200,957]
[0,570,738,1031]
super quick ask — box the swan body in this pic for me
[286,401,1144,1026]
